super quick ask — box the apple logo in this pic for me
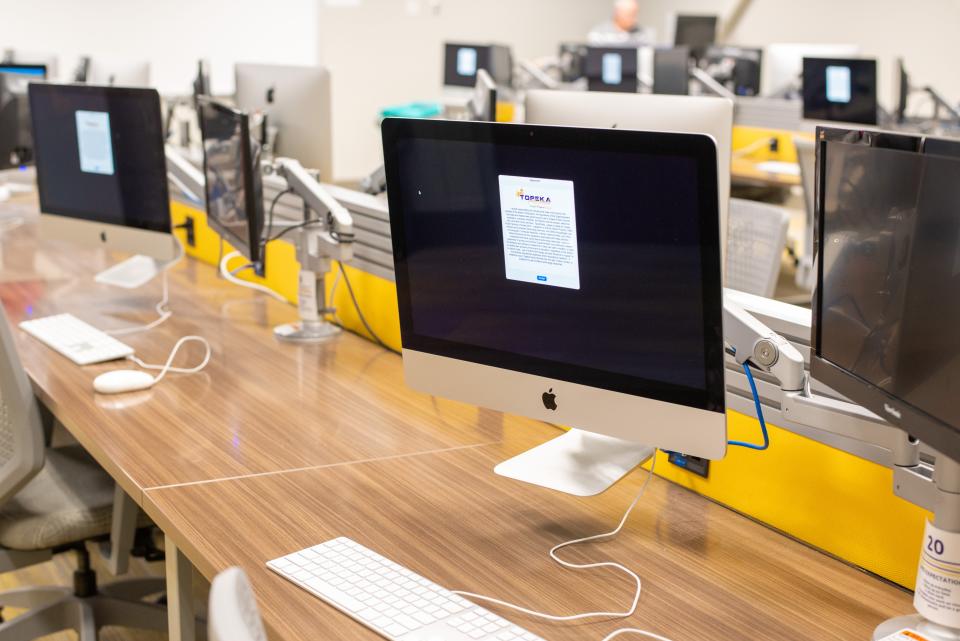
[542,388,558,411]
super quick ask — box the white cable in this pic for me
[106,237,186,337]
[219,251,286,302]
[452,453,659,623]
[602,629,675,641]
[126,335,211,383]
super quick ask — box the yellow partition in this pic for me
[172,198,926,589]
[732,125,814,162]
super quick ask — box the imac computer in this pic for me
[0,63,46,170]
[234,63,333,181]
[801,57,878,126]
[198,98,266,275]
[382,118,726,495]
[467,69,498,122]
[812,127,960,463]
[584,47,638,93]
[86,60,151,88]
[703,46,762,97]
[653,46,690,95]
[524,89,733,262]
[443,43,513,88]
[29,83,175,262]
[763,43,860,97]
[673,14,718,60]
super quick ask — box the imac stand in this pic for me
[495,429,655,497]
[94,255,163,289]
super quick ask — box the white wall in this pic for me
[317,0,612,180]
[637,0,960,112]
[2,0,319,95]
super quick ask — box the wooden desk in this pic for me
[144,430,912,641]
[731,158,802,189]
[0,219,504,504]
[0,200,914,641]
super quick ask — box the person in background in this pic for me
[588,0,656,46]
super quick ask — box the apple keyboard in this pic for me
[19,313,134,365]
[267,537,547,641]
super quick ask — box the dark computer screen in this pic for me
[444,43,491,88]
[814,129,960,457]
[198,99,264,267]
[0,65,47,169]
[653,47,690,95]
[28,83,170,232]
[585,47,638,93]
[802,57,878,125]
[674,15,717,59]
[384,119,725,411]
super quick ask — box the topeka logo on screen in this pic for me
[515,188,551,204]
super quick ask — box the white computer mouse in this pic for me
[93,370,157,395]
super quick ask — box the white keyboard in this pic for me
[268,537,546,641]
[19,314,134,365]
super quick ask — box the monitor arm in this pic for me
[726,297,960,640]
[689,66,736,101]
[266,157,354,343]
[164,144,204,205]
[360,164,387,196]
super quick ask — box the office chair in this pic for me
[726,198,790,298]
[793,136,816,290]
[0,304,166,640]
[208,567,267,641]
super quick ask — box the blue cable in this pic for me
[728,361,770,451]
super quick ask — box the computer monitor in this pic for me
[812,127,960,462]
[198,98,266,273]
[763,43,860,96]
[467,69,497,122]
[524,89,733,258]
[653,47,689,95]
[673,15,717,60]
[0,64,47,170]
[584,47,638,93]
[443,43,512,88]
[29,83,175,261]
[86,60,151,87]
[801,57,878,126]
[558,43,588,82]
[235,63,332,181]
[382,118,726,463]
[703,46,762,97]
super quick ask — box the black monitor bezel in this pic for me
[197,97,265,269]
[801,57,879,126]
[28,82,172,233]
[811,126,960,460]
[382,118,726,414]
[584,46,639,93]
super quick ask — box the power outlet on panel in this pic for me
[667,451,710,478]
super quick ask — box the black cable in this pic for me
[266,218,323,244]
[263,187,296,246]
[338,262,400,355]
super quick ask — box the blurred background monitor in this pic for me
[703,46,762,97]
[802,57,878,125]
[653,47,689,95]
[198,98,266,273]
[443,43,512,88]
[763,43,860,96]
[557,43,588,83]
[234,63,333,180]
[86,59,151,87]
[673,14,718,61]
[585,47,638,93]
[0,63,46,170]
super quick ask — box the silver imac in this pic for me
[235,63,333,181]
[524,89,733,264]
[86,59,151,88]
[383,119,726,496]
[29,83,175,263]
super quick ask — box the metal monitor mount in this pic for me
[264,157,355,343]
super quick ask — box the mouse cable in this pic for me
[126,335,212,383]
[106,236,186,337]
[451,452,660,623]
